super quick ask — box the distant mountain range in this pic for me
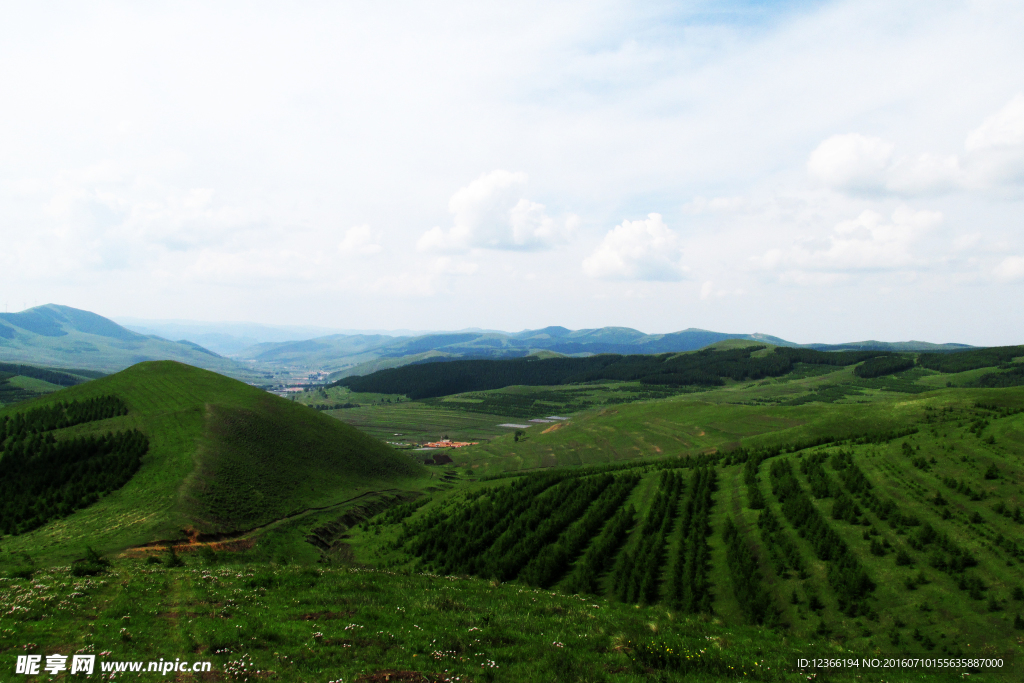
[0,305,258,380]
[114,318,456,356]
[1,306,977,381]
[232,325,975,379]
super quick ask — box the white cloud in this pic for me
[808,133,962,195]
[808,134,896,193]
[994,255,1024,282]
[754,207,943,284]
[809,95,1024,196]
[417,170,577,253]
[583,213,687,281]
[338,224,382,255]
[965,94,1024,152]
[964,94,1024,187]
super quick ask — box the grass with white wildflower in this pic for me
[0,559,997,682]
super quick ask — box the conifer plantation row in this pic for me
[384,427,991,622]
[612,470,685,604]
[0,396,146,535]
[665,467,717,613]
[391,461,727,610]
[0,395,128,440]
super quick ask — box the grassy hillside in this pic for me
[339,387,1024,674]
[0,361,427,565]
[5,557,982,683]
[0,304,260,380]
[0,361,102,406]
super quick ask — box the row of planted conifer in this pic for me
[611,470,686,604]
[722,516,778,625]
[826,448,983,586]
[518,473,640,588]
[0,396,128,442]
[561,502,636,596]
[665,467,717,613]
[0,428,148,535]
[403,471,568,573]
[768,458,874,615]
[477,474,616,581]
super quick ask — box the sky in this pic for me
[1,0,1023,345]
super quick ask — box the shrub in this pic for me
[199,545,218,565]
[8,566,34,580]
[165,546,185,568]
[71,546,110,577]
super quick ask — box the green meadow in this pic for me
[2,346,1024,681]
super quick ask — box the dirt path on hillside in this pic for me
[123,488,405,556]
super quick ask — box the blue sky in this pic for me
[1,1,1022,344]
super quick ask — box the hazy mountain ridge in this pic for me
[0,305,258,380]
[3,306,977,381]
[236,326,973,379]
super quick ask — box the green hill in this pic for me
[0,361,427,564]
[0,304,260,380]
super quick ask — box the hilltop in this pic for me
[0,304,260,380]
[0,361,427,565]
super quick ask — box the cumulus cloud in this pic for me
[754,207,942,283]
[809,95,1024,196]
[994,255,1024,282]
[966,94,1024,152]
[808,133,962,195]
[964,94,1024,187]
[338,224,382,255]
[582,213,687,281]
[417,170,577,253]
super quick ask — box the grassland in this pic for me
[327,387,1024,676]
[311,352,1024,680]
[5,354,1024,681]
[0,362,427,567]
[0,556,987,683]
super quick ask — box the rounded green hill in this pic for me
[0,361,426,563]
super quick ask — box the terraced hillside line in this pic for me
[768,458,874,616]
[665,467,717,614]
[850,449,1003,598]
[610,470,685,604]
[805,445,1022,653]
[518,473,641,588]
